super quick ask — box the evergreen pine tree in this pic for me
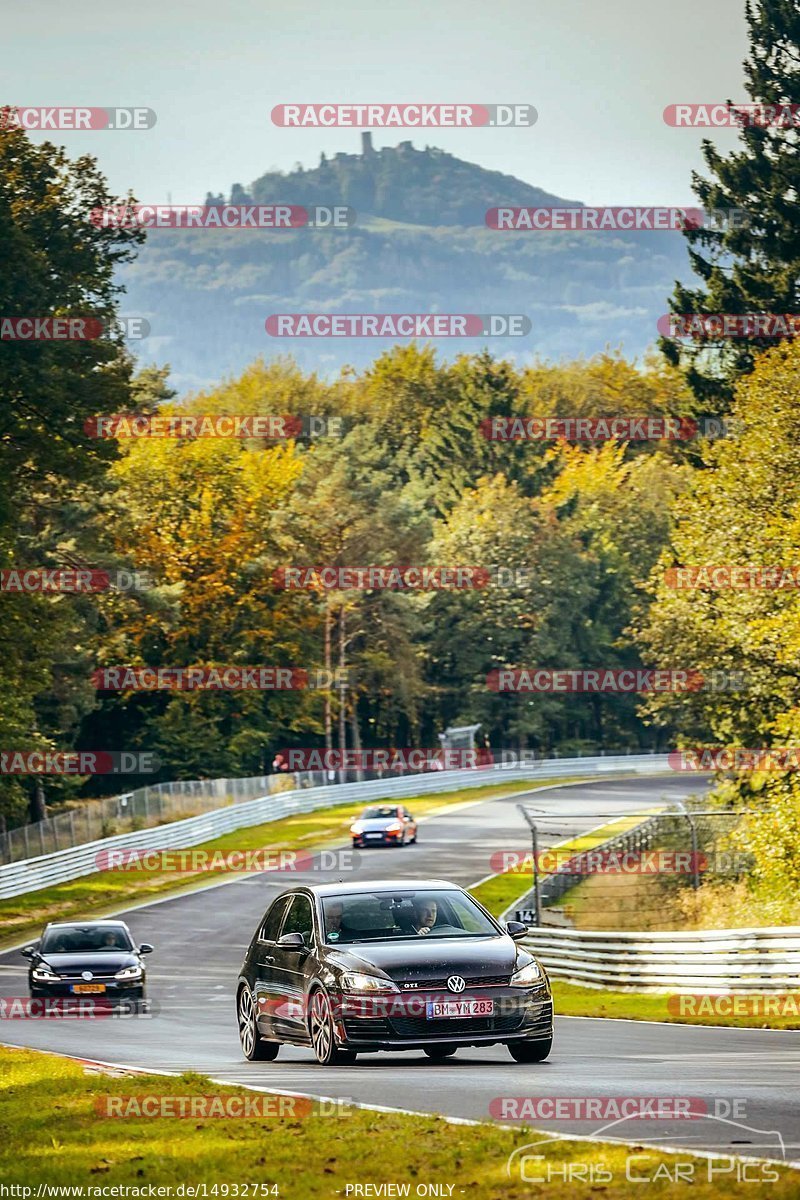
[661,0,800,414]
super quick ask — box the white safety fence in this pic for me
[522,926,800,992]
[0,753,671,900]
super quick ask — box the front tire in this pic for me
[423,1044,457,1060]
[508,1036,552,1063]
[309,989,356,1065]
[238,987,280,1061]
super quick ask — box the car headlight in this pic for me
[510,960,543,987]
[340,972,398,994]
[114,965,143,981]
[31,965,60,983]
[386,821,403,832]
[350,824,363,835]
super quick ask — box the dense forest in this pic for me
[1,0,798,855]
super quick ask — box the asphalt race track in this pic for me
[2,775,799,1165]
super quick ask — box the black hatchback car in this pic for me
[236,879,552,1065]
[22,920,153,1001]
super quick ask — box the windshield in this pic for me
[40,926,133,954]
[360,807,398,820]
[321,889,498,943]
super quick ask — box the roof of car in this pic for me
[44,920,130,930]
[289,879,462,899]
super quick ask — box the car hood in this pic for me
[37,952,140,973]
[324,935,521,982]
[353,818,399,831]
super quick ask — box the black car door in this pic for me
[252,895,291,1038]
[269,893,315,1043]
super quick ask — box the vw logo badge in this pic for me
[81,970,94,981]
[447,975,465,993]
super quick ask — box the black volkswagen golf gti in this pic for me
[236,879,552,1065]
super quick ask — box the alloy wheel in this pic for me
[238,988,256,1058]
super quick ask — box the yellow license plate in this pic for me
[73,983,106,994]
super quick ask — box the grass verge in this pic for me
[0,1046,793,1196]
[551,980,800,1030]
[0,779,546,949]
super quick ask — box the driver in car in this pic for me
[325,900,345,940]
[412,898,437,935]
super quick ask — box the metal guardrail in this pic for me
[0,750,671,866]
[522,926,800,992]
[0,753,671,900]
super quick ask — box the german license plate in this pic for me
[365,833,382,838]
[426,998,494,1018]
[72,983,106,994]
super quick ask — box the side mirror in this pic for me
[20,945,37,959]
[277,932,305,949]
[505,921,528,941]
[139,943,154,955]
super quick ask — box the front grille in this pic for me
[399,974,510,991]
[389,1008,525,1039]
[57,975,117,984]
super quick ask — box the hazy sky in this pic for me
[6,0,750,206]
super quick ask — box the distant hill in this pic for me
[120,138,690,390]
[231,136,583,227]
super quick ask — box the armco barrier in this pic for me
[522,925,800,992]
[0,753,671,900]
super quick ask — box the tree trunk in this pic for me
[350,692,364,782]
[30,776,47,823]
[338,605,347,783]
[324,603,333,752]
